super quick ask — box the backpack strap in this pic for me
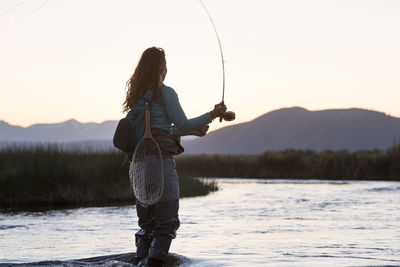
[147,88,167,117]
[154,88,170,122]
[145,87,176,131]
[143,90,153,104]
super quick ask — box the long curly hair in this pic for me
[122,47,166,113]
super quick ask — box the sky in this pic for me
[1,0,399,131]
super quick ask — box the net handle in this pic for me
[143,107,152,138]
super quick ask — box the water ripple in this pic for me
[1,179,399,266]
[0,225,27,230]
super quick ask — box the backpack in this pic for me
[113,90,153,157]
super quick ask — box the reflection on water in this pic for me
[1,179,400,266]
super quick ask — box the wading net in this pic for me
[129,138,164,206]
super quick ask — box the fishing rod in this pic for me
[198,0,235,122]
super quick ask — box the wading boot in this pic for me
[145,257,165,267]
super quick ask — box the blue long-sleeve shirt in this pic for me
[150,85,212,135]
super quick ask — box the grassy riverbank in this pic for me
[1,145,399,210]
[0,146,217,210]
[176,145,400,181]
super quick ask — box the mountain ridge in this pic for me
[182,107,400,154]
[1,107,400,153]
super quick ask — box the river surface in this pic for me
[1,179,400,266]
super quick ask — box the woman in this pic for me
[123,47,227,267]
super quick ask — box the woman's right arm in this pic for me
[209,103,228,120]
[163,86,226,134]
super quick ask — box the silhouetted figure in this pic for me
[123,47,226,267]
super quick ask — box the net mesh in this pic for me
[129,138,164,206]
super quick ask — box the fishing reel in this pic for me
[220,111,236,122]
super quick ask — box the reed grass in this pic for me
[176,146,400,181]
[0,145,217,210]
[1,144,398,210]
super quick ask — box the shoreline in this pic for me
[0,175,218,212]
[0,147,217,211]
[177,147,400,181]
[1,145,399,211]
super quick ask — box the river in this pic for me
[1,179,399,266]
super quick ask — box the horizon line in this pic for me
[1,105,398,128]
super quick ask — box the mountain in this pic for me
[0,119,118,150]
[1,107,400,154]
[182,107,400,154]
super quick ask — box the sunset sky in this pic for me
[1,0,399,131]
